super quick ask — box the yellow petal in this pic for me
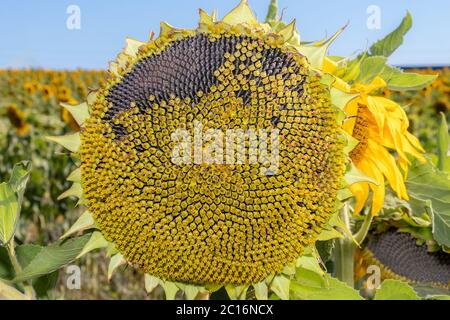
[323,57,338,74]
[357,158,385,215]
[354,76,387,95]
[405,131,425,153]
[366,139,408,199]
[366,97,386,131]
[370,178,385,215]
[349,182,369,214]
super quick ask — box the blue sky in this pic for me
[1,0,449,69]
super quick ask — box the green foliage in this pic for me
[438,112,450,172]
[291,267,363,300]
[381,66,438,91]
[0,183,18,245]
[357,56,387,83]
[13,233,91,282]
[315,240,334,263]
[369,11,412,57]
[406,159,450,247]
[0,161,30,245]
[374,279,420,300]
[265,0,278,23]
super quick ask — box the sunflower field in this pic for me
[0,0,449,302]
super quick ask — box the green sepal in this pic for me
[57,182,82,200]
[144,274,160,294]
[297,23,347,69]
[67,168,81,183]
[225,284,249,300]
[46,133,81,153]
[60,210,96,240]
[107,253,126,281]
[222,0,258,26]
[75,231,109,259]
[60,102,89,126]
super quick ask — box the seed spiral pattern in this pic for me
[80,30,344,284]
[365,230,450,288]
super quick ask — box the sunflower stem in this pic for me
[354,212,373,245]
[334,203,355,288]
[7,241,35,299]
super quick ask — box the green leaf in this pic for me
[357,56,387,83]
[144,274,160,293]
[46,133,81,153]
[381,65,438,91]
[437,113,450,172]
[270,275,290,300]
[8,161,31,195]
[32,271,59,299]
[370,11,412,57]
[374,279,421,300]
[341,52,367,82]
[0,161,31,245]
[13,234,91,282]
[265,0,278,23]
[291,268,363,300]
[0,183,18,245]
[61,211,96,240]
[76,231,109,259]
[406,160,450,247]
[315,240,335,263]
[0,247,14,279]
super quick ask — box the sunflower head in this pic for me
[58,1,345,285]
[6,104,30,136]
[360,230,450,289]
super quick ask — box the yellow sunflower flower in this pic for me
[333,75,426,215]
[6,104,30,136]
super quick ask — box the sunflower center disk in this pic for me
[81,32,343,284]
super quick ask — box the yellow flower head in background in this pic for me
[339,77,425,215]
[6,104,30,136]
